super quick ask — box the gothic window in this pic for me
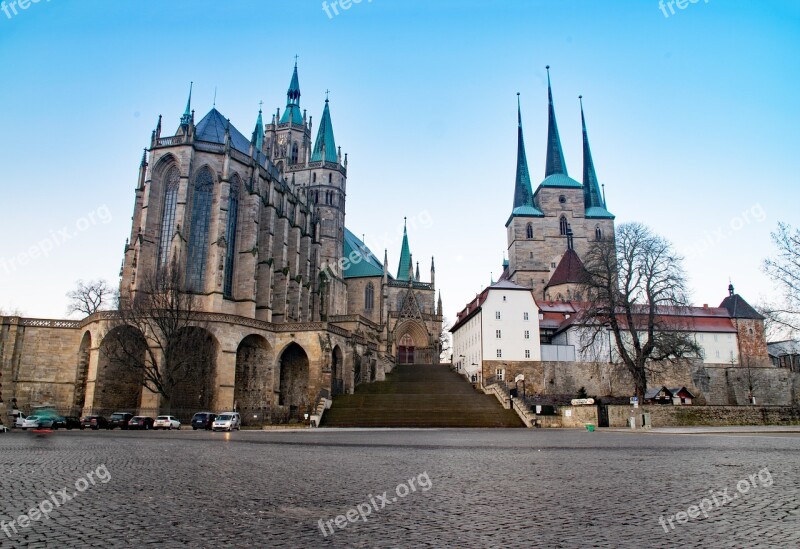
[559,216,568,236]
[595,225,602,240]
[223,175,240,298]
[291,143,299,164]
[157,166,180,270]
[328,173,332,184]
[186,166,214,292]
[312,172,317,183]
[365,283,374,311]
[526,223,533,239]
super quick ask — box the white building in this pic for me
[450,280,541,382]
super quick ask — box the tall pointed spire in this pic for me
[280,61,303,125]
[580,96,614,218]
[544,66,567,177]
[396,217,412,281]
[513,93,535,210]
[180,82,193,126]
[251,103,264,153]
[311,95,338,163]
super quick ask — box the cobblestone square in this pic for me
[1,428,798,548]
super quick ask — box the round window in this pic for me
[559,195,566,204]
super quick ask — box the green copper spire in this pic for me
[251,103,264,152]
[544,66,567,177]
[513,93,535,210]
[280,61,304,125]
[180,81,193,126]
[580,96,614,219]
[396,217,412,281]
[311,96,338,163]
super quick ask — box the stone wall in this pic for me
[606,404,800,428]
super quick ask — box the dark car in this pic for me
[127,416,154,430]
[191,412,217,430]
[51,416,81,430]
[80,415,108,430]
[108,412,134,430]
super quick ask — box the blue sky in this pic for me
[1,0,798,321]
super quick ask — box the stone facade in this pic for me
[1,65,442,424]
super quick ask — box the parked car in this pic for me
[212,412,241,432]
[21,416,44,430]
[13,412,27,429]
[81,415,109,430]
[0,424,8,433]
[153,416,181,430]
[191,412,217,430]
[108,412,134,430]
[127,416,155,430]
[51,416,81,430]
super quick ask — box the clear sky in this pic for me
[1,0,798,322]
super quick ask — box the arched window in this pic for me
[526,223,533,239]
[328,173,332,184]
[365,283,374,311]
[559,216,568,236]
[312,172,317,183]
[595,225,602,240]
[223,176,240,298]
[157,165,180,270]
[186,166,214,292]
[291,143,299,164]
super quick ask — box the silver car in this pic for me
[212,413,241,431]
[153,416,181,430]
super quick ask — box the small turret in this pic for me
[430,256,435,288]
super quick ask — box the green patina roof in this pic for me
[512,95,543,218]
[311,99,338,163]
[342,228,387,279]
[396,219,412,281]
[280,63,304,125]
[537,173,582,189]
[580,98,613,219]
[251,108,264,151]
[544,67,568,178]
[180,82,193,126]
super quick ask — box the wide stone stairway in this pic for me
[320,364,525,428]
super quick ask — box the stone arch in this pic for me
[233,334,272,426]
[95,326,146,414]
[277,342,310,420]
[73,331,92,414]
[165,326,217,419]
[331,344,345,396]
[393,320,430,365]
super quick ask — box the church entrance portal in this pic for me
[398,333,415,364]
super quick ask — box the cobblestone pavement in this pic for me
[0,428,798,548]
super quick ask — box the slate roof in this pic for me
[719,293,765,320]
[195,108,252,155]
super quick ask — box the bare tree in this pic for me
[102,264,213,409]
[762,222,800,336]
[578,223,701,400]
[66,279,114,317]
[439,316,452,363]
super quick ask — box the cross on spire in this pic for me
[294,54,299,66]
[325,89,330,101]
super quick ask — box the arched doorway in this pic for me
[278,343,310,421]
[331,345,345,396]
[96,326,146,414]
[234,335,271,426]
[73,331,92,414]
[165,327,217,420]
[398,333,415,364]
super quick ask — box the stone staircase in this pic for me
[320,364,525,428]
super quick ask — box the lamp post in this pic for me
[471,363,479,384]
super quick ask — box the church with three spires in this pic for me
[501,66,614,300]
